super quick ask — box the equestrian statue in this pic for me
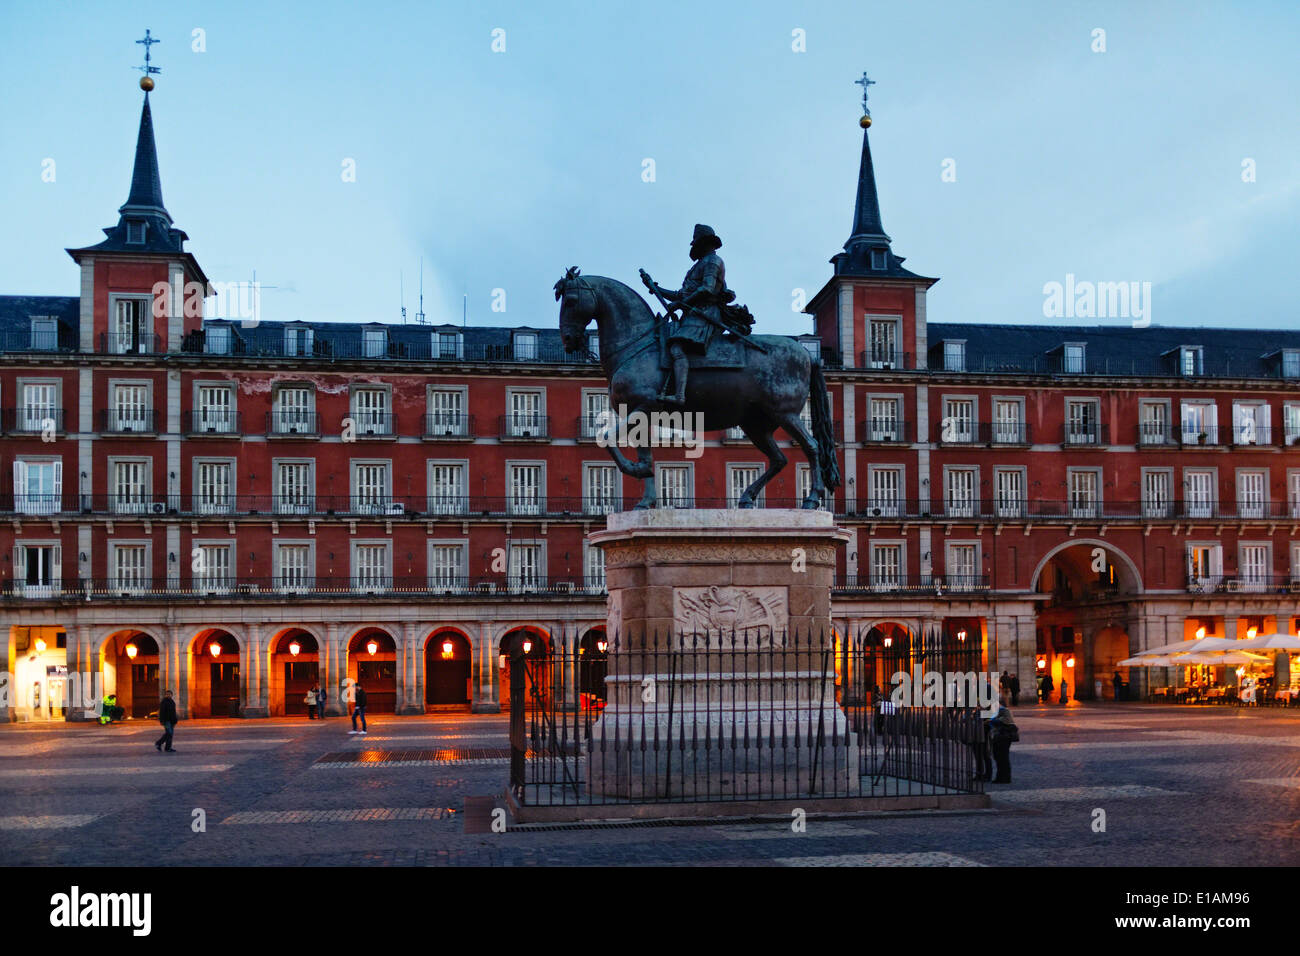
[555,223,840,510]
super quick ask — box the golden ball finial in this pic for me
[859,113,872,129]
[140,75,155,92]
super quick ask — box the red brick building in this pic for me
[4,84,1299,721]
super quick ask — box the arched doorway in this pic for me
[857,622,915,703]
[425,629,472,708]
[498,627,551,709]
[269,629,320,716]
[191,630,241,717]
[577,628,608,705]
[1093,627,1132,700]
[348,628,397,714]
[101,631,160,718]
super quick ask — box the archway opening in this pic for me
[270,629,320,717]
[425,630,472,708]
[348,628,397,713]
[13,626,70,721]
[101,631,160,718]
[578,628,608,705]
[498,627,551,708]
[191,629,241,717]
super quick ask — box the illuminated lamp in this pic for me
[1246,626,1258,640]
[288,640,301,657]
[125,643,138,659]
[1036,657,1047,670]
[1196,626,1207,639]
[597,638,608,654]
[34,638,47,653]
[366,640,378,656]
[1066,656,1076,668]
[883,635,893,648]
[209,642,221,658]
[956,629,967,643]
[441,639,454,660]
[522,638,533,654]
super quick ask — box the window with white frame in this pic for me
[799,338,820,359]
[275,544,313,592]
[868,318,899,368]
[583,544,606,592]
[1285,404,1300,446]
[868,397,901,442]
[352,543,390,592]
[352,388,390,434]
[867,466,902,517]
[204,325,232,355]
[428,542,466,589]
[1183,469,1216,519]
[1180,400,1217,444]
[943,398,975,443]
[1142,469,1172,518]
[362,327,387,358]
[513,332,538,361]
[1292,544,1300,583]
[946,544,978,587]
[581,391,609,438]
[992,399,1024,443]
[18,382,58,433]
[1186,544,1221,588]
[428,388,467,436]
[508,463,544,515]
[427,462,467,513]
[284,326,313,357]
[586,331,600,359]
[193,544,233,592]
[29,317,58,351]
[109,383,151,431]
[273,386,314,433]
[13,458,62,516]
[14,543,61,596]
[508,542,544,591]
[111,297,150,354]
[870,543,903,590]
[275,461,314,514]
[727,464,761,507]
[944,467,977,518]
[507,390,543,436]
[1238,543,1270,591]
[796,464,830,512]
[1178,346,1203,377]
[351,462,390,514]
[1233,402,1268,446]
[1236,470,1267,519]
[993,468,1024,517]
[1065,399,1099,444]
[196,385,235,432]
[1063,343,1086,374]
[657,464,692,509]
[1283,350,1300,380]
[1139,401,1169,444]
[434,330,463,360]
[1067,469,1100,518]
[942,341,965,372]
[1290,472,1300,518]
[195,460,234,515]
[110,544,149,592]
[583,462,619,514]
[110,459,149,514]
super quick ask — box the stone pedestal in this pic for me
[585,509,853,801]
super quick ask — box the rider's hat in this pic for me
[690,223,722,253]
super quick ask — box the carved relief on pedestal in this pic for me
[672,585,789,647]
[607,589,623,639]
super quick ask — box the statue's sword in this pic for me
[638,270,769,354]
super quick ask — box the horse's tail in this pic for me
[809,359,841,492]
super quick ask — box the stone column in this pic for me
[397,622,422,715]
[66,624,97,722]
[472,622,500,713]
[242,623,268,717]
[320,623,341,716]
[0,624,14,722]
[555,621,578,712]
[164,625,188,719]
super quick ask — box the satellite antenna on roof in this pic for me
[400,271,407,324]
[462,293,467,328]
[415,257,427,324]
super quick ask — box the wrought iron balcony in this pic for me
[2,407,67,435]
[423,413,475,439]
[99,408,158,435]
[185,409,242,436]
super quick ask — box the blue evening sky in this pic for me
[1,0,1297,334]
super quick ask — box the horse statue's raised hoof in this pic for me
[801,495,822,510]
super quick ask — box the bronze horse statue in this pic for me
[555,268,840,510]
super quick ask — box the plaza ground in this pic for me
[1,702,1297,866]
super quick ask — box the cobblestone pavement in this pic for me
[1,703,1297,866]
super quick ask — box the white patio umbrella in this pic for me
[1128,639,1202,658]
[1181,650,1269,665]
[1119,654,1180,667]
[1235,632,1300,652]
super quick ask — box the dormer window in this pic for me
[586,331,600,359]
[29,317,57,351]
[285,326,313,357]
[1283,350,1300,379]
[798,338,821,359]
[942,340,966,372]
[1179,346,1203,377]
[871,249,887,270]
[362,327,387,358]
[126,220,146,244]
[1063,343,1086,374]
[204,324,232,355]
[434,330,463,360]
[514,331,538,361]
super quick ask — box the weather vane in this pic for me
[855,70,876,128]
[136,29,160,91]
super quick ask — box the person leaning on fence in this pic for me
[969,708,993,782]
[987,698,1019,784]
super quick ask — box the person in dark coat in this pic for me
[154,689,178,752]
[1041,672,1055,703]
[317,684,328,719]
[1112,670,1124,701]
[1009,673,1021,706]
[349,683,368,735]
[988,699,1017,783]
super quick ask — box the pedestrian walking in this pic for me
[349,682,368,735]
[999,671,1010,700]
[154,689,179,753]
[317,684,329,719]
[988,697,1018,783]
[1041,672,1055,703]
[1009,673,1020,707]
[1112,670,1123,701]
[306,684,320,719]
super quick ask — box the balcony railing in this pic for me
[423,413,475,439]
[344,412,396,437]
[499,414,550,440]
[99,409,158,434]
[833,574,990,593]
[576,415,609,441]
[265,411,322,437]
[2,407,66,435]
[1177,425,1225,447]
[1062,423,1109,446]
[859,419,911,444]
[1186,575,1300,595]
[98,332,162,355]
[858,350,914,371]
[185,410,242,436]
[2,576,610,602]
[980,421,1032,444]
[178,331,596,365]
[0,330,78,353]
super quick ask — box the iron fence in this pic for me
[508,629,988,808]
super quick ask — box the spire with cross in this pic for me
[136,29,160,90]
[855,70,876,115]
